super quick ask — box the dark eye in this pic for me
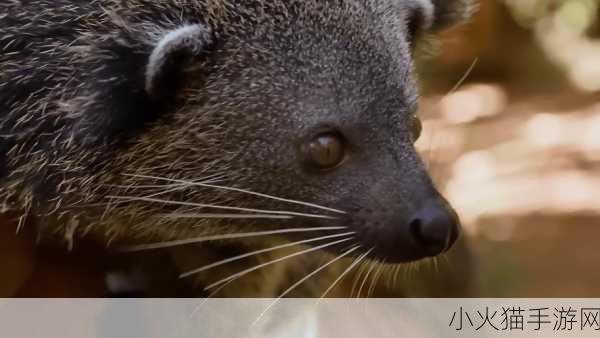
[305,132,346,170]
[410,115,422,142]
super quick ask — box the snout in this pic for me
[408,199,460,257]
[357,197,460,263]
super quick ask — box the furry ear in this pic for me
[429,0,476,31]
[145,24,213,99]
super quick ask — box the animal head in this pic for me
[1,0,474,264]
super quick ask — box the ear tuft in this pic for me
[430,0,477,31]
[145,24,212,99]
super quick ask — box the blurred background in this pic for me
[417,0,600,296]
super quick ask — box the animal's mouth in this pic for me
[324,198,461,264]
[312,225,459,266]
[111,174,460,297]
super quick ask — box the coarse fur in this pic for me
[0,0,474,296]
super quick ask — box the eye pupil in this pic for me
[306,133,345,169]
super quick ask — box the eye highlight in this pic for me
[304,132,346,170]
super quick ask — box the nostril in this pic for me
[409,217,446,254]
[409,218,425,244]
[408,203,458,256]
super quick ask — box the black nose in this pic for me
[408,200,460,256]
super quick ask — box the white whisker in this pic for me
[124,174,347,215]
[251,245,361,327]
[427,57,479,172]
[350,262,369,298]
[161,213,294,220]
[106,196,336,220]
[121,226,348,252]
[94,175,226,209]
[204,237,355,290]
[356,259,378,298]
[105,183,185,190]
[447,57,479,95]
[180,232,355,278]
[367,260,386,298]
[189,281,233,317]
[140,178,225,196]
[318,248,373,300]
[110,173,226,190]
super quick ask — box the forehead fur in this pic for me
[199,0,418,100]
